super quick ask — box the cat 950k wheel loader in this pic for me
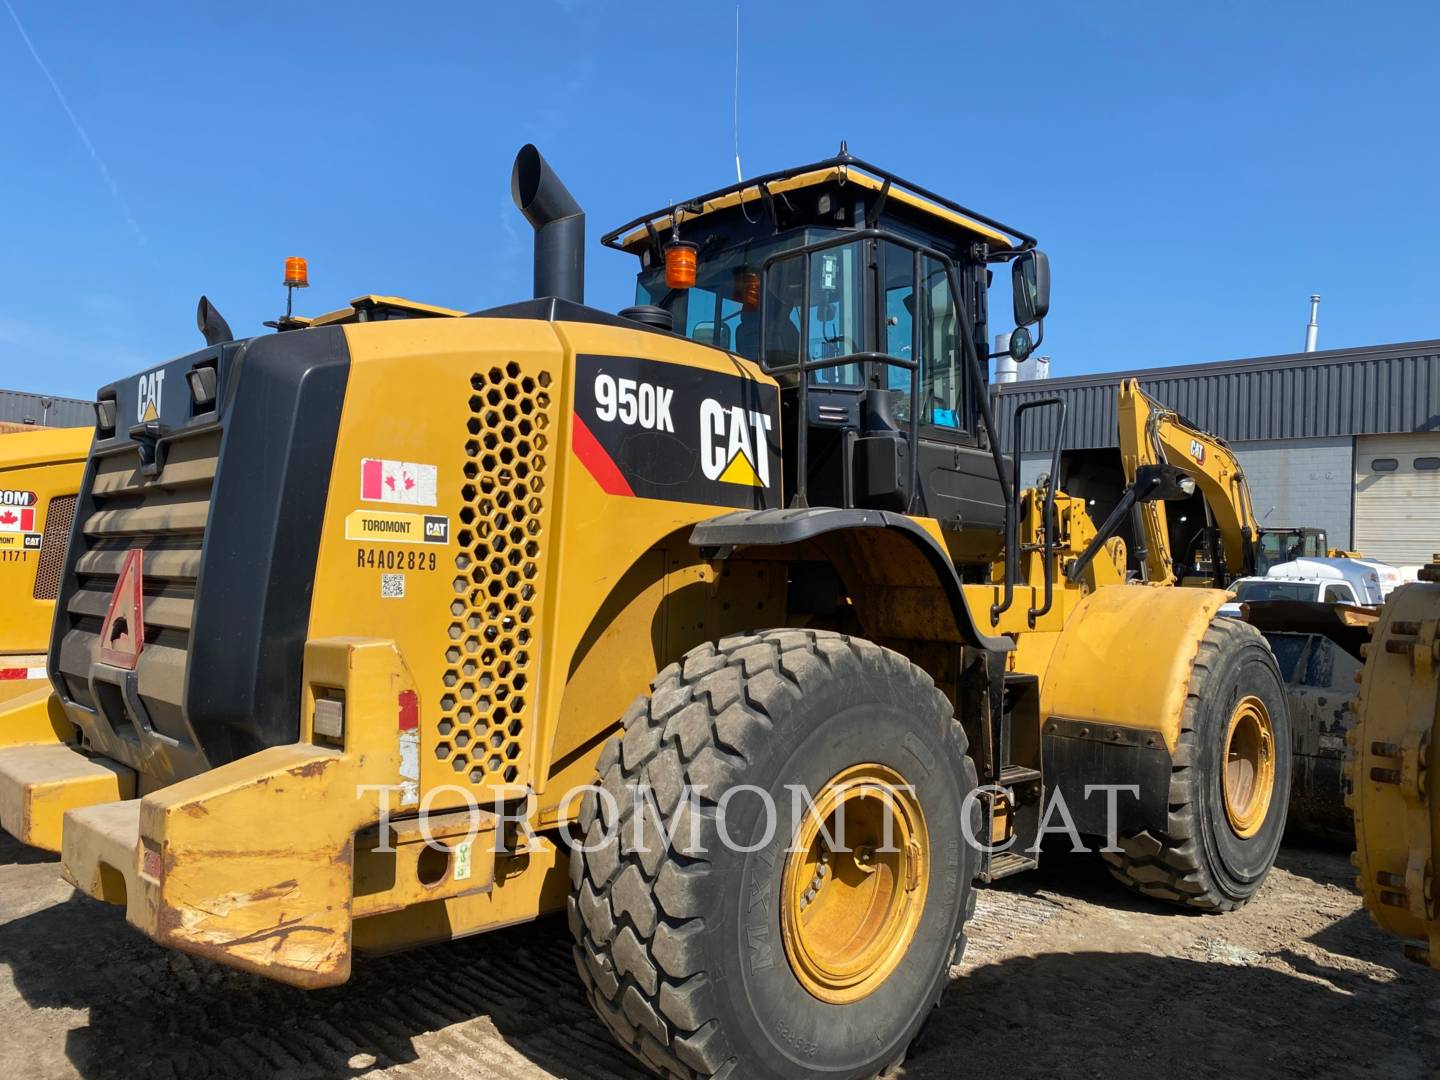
[0,144,1292,1080]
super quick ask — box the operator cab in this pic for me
[604,147,1049,549]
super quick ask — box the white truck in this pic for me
[1219,556,1390,617]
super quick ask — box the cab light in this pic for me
[733,268,761,311]
[665,241,698,290]
[187,365,218,411]
[94,398,117,434]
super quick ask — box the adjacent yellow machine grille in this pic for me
[33,494,76,600]
[438,362,553,788]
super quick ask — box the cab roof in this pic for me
[602,147,1034,257]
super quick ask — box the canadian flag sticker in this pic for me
[0,507,35,532]
[360,458,438,507]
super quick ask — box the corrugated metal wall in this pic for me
[993,339,1440,454]
[0,389,93,428]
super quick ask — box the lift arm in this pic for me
[1116,378,1259,586]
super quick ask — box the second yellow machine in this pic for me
[0,145,1292,1080]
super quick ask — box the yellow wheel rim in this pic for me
[780,764,929,1004]
[1222,695,1276,839]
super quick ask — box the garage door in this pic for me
[1354,432,1440,567]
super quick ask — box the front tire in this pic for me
[1104,617,1292,911]
[568,630,979,1080]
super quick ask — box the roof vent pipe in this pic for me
[511,144,585,304]
[1304,293,1320,353]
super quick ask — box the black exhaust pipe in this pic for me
[511,144,584,304]
[196,295,234,346]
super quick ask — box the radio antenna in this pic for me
[733,5,743,181]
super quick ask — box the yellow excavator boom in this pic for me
[1116,377,1258,585]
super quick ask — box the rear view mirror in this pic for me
[1008,325,1034,362]
[1012,250,1051,327]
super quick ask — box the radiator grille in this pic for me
[32,494,75,600]
[437,362,553,788]
[57,430,218,737]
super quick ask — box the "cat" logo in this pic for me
[700,400,772,488]
[137,369,165,423]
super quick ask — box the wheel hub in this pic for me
[1222,695,1276,839]
[780,764,929,1004]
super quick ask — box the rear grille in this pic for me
[436,362,554,789]
[32,494,75,600]
[57,430,219,748]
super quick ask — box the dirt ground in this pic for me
[0,834,1434,1080]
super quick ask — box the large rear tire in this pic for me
[1104,617,1292,911]
[568,629,979,1080]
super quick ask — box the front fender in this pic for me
[690,507,1012,651]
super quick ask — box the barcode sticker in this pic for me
[381,573,405,599]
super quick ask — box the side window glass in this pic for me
[882,242,915,422]
[808,246,863,386]
[761,243,865,386]
[919,256,964,430]
[761,255,805,370]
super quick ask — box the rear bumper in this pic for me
[0,685,132,851]
[58,637,566,989]
[0,743,133,851]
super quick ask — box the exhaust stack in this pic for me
[1304,293,1320,353]
[511,144,585,304]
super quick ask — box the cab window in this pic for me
[918,255,963,429]
[763,242,865,387]
[879,245,965,431]
[1323,583,1356,604]
[882,241,916,418]
[634,238,792,359]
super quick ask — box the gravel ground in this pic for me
[0,834,1433,1080]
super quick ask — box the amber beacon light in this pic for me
[664,241,698,289]
[284,256,310,289]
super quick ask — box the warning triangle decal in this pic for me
[99,548,146,670]
[718,450,762,487]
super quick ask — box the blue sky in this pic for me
[2,1,1435,399]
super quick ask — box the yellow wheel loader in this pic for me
[0,145,1293,1080]
[1350,559,1440,970]
[0,423,88,704]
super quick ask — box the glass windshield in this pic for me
[1231,580,1319,603]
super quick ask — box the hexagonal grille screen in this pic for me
[439,361,553,788]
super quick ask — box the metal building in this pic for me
[0,389,94,429]
[992,338,1440,567]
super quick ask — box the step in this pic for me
[0,743,135,852]
[979,849,1039,883]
